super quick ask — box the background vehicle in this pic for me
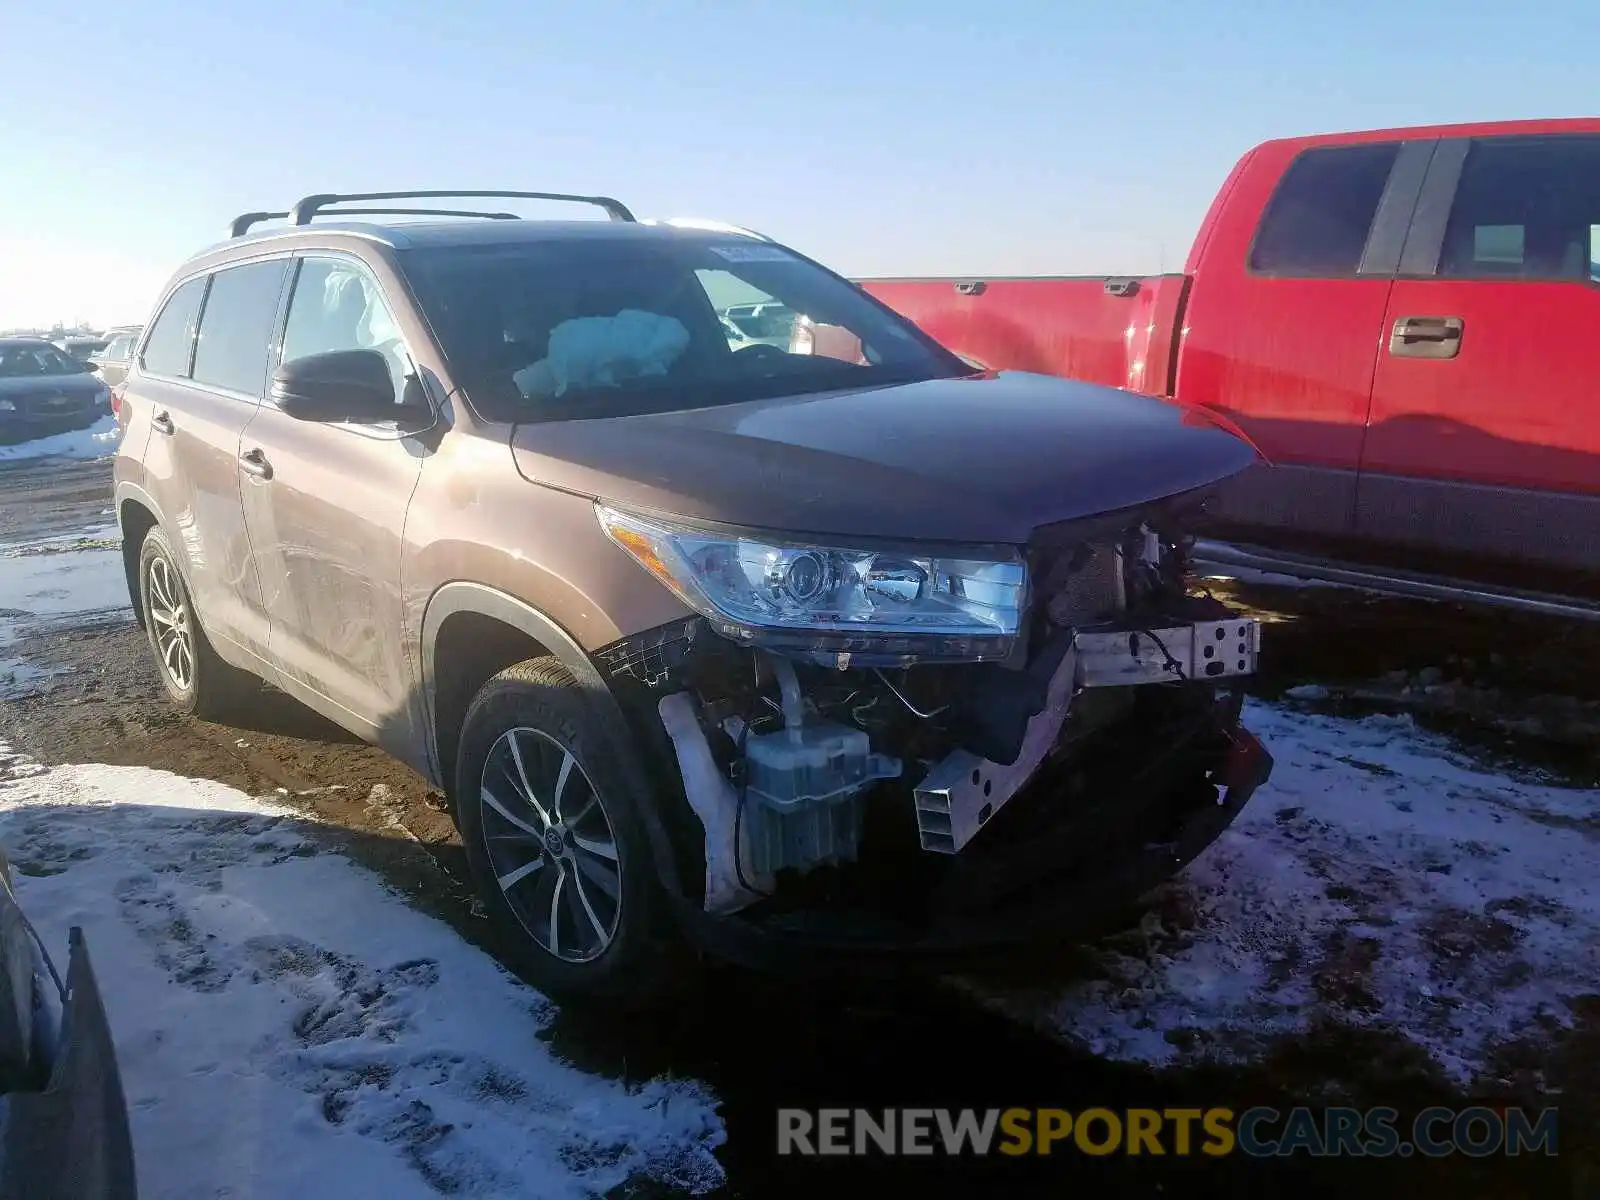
[859,119,1600,616]
[112,190,1270,1003]
[52,336,108,364]
[0,849,136,1200]
[88,327,142,388]
[719,301,796,350]
[0,338,110,444]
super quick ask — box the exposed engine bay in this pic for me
[595,506,1271,935]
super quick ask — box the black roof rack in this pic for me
[228,206,525,238]
[228,191,635,239]
[293,190,634,227]
[230,211,290,237]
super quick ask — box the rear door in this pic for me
[236,253,428,742]
[133,260,289,662]
[1361,133,1600,576]
[1174,139,1433,537]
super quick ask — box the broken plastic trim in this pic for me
[656,691,773,914]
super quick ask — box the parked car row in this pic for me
[87,326,142,387]
[0,337,112,446]
[857,118,1600,616]
[0,324,144,446]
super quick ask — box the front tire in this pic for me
[136,527,249,719]
[454,657,674,1004]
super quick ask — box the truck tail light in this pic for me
[109,384,125,418]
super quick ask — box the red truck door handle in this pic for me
[1104,277,1141,297]
[954,280,987,296]
[1390,315,1464,359]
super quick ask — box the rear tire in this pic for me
[454,656,676,1005]
[136,527,252,720]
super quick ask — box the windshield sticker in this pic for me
[708,244,795,263]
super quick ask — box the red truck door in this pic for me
[1174,139,1433,538]
[1361,132,1600,576]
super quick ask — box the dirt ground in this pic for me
[1,456,1594,1198]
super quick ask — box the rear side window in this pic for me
[1249,143,1400,276]
[1438,135,1600,281]
[191,259,290,397]
[139,277,206,377]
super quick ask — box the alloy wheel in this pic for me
[478,727,622,963]
[146,556,194,692]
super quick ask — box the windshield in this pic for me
[399,237,970,421]
[0,342,83,378]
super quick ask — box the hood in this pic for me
[509,371,1259,545]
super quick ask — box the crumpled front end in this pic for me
[595,499,1273,955]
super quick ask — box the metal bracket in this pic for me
[911,617,1261,856]
[1073,619,1260,687]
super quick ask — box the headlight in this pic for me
[597,505,1027,663]
[0,400,13,412]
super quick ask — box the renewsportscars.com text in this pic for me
[776,1106,1558,1159]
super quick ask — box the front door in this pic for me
[237,254,428,742]
[1361,133,1600,578]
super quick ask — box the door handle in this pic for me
[1389,315,1464,359]
[238,448,273,480]
[151,410,175,435]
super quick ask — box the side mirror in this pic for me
[271,349,412,423]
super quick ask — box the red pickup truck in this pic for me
[858,118,1600,617]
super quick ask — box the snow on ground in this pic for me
[0,658,57,699]
[0,414,119,462]
[0,531,128,649]
[0,745,725,1199]
[985,699,1600,1086]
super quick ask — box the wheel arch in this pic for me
[114,482,165,631]
[420,582,685,896]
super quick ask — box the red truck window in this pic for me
[1248,143,1400,277]
[1437,135,1600,282]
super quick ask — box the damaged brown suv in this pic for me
[111,190,1273,1000]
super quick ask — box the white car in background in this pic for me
[719,302,795,351]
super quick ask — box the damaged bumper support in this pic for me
[657,616,1269,933]
[665,695,1273,965]
[916,617,1261,854]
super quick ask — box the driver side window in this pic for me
[280,258,410,404]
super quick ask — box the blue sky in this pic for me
[1,0,1592,327]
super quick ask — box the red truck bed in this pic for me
[859,275,1185,398]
